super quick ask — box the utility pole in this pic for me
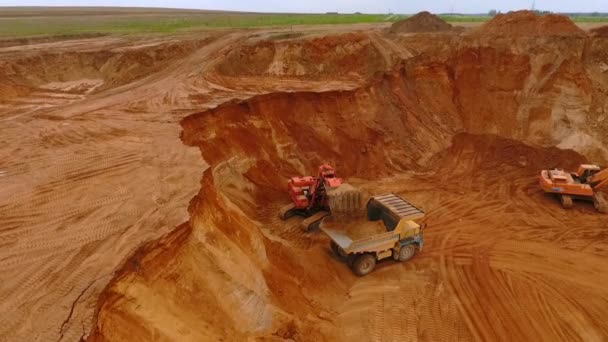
[531,0,536,11]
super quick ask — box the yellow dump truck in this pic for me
[321,193,425,276]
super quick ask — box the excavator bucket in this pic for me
[327,183,363,217]
[300,183,363,231]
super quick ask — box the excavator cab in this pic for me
[576,164,601,181]
[318,164,342,188]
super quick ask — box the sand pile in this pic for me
[389,11,453,33]
[476,10,585,37]
[433,133,587,176]
[591,25,608,37]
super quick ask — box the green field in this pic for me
[0,7,606,38]
[0,13,400,37]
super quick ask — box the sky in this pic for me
[1,0,607,14]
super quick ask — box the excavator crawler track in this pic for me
[560,195,573,209]
[301,211,330,231]
[278,203,297,220]
[593,192,608,213]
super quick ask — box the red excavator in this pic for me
[279,164,361,231]
[539,164,608,213]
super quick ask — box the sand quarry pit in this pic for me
[1,10,608,342]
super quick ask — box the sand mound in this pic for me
[476,10,585,37]
[389,11,453,33]
[591,25,608,37]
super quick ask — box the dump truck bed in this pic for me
[322,225,401,254]
[322,193,425,254]
[322,219,386,240]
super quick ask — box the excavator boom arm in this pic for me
[589,168,608,190]
[595,178,608,190]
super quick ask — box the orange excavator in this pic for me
[279,164,361,231]
[539,164,608,213]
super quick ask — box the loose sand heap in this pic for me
[591,25,608,37]
[389,11,453,33]
[476,10,586,36]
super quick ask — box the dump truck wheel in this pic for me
[352,254,376,276]
[560,195,573,209]
[398,245,416,262]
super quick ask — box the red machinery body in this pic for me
[280,163,362,231]
[287,164,343,212]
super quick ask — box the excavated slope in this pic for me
[91,14,608,341]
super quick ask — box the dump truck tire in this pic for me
[399,245,416,262]
[352,254,376,276]
[560,195,573,209]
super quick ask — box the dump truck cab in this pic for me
[395,219,424,248]
[321,193,425,276]
[576,164,601,179]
